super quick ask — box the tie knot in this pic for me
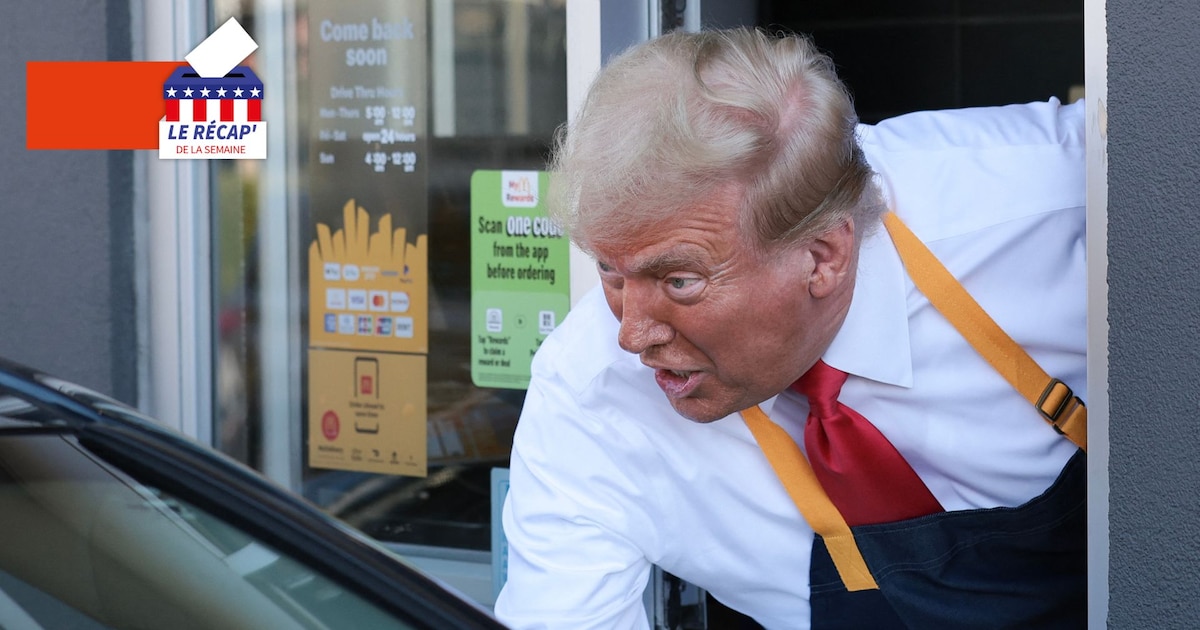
[790,359,848,414]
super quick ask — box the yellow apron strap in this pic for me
[740,405,879,591]
[881,212,1087,451]
[739,212,1087,592]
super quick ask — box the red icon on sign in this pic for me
[355,357,379,398]
[321,410,340,441]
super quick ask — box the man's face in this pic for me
[589,190,855,423]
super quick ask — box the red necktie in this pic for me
[794,360,943,527]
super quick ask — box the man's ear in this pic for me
[806,219,856,299]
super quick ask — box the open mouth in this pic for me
[654,368,701,398]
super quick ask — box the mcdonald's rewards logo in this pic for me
[501,170,538,208]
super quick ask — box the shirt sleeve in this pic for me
[493,358,656,630]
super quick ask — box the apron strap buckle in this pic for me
[1037,378,1076,431]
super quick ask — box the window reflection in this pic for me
[214,158,260,468]
[211,0,567,552]
[0,433,415,629]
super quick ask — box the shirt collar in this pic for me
[821,221,914,388]
[757,223,912,418]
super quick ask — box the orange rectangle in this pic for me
[26,61,184,150]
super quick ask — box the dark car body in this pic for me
[0,356,508,629]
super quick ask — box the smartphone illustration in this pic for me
[354,357,379,399]
[353,357,380,434]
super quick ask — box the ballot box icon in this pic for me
[163,65,263,124]
[159,64,266,159]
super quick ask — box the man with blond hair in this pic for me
[497,27,1086,629]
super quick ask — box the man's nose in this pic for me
[616,284,673,354]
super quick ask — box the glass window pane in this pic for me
[210,0,568,554]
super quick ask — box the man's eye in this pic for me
[668,278,692,289]
[597,261,614,273]
[664,276,703,297]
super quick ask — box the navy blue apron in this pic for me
[732,212,1088,628]
[807,449,1086,629]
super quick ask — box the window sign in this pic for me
[491,467,511,600]
[305,0,429,477]
[307,202,428,477]
[470,170,570,389]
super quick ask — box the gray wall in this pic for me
[1107,0,1200,627]
[0,0,137,403]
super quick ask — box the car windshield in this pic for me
[0,429,416,630]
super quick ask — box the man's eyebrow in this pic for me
[626,249,707,274]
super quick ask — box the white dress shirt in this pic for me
[495,99,1087,630]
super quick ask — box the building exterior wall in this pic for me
[1107,0,1200,626]
[0,0,137,404]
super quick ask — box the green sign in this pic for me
[470,170,570,389]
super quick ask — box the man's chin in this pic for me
[666,398,735,424]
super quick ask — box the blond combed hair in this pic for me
[549,27,883,255]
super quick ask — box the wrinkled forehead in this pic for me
[574,182,774,264]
